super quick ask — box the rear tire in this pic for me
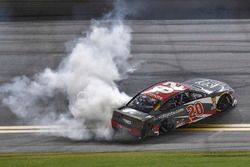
[159,121,174,135]
[216,95,231,112]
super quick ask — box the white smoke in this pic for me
[0,1,133,140]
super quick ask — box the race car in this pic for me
[111,78,237,138]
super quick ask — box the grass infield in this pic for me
[0,151,250,167]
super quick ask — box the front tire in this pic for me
[216,95,231,112]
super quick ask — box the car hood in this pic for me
[184,78,234,94]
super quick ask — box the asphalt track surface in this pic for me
[1,19,250,152]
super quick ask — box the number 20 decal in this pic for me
[186,102,204,122]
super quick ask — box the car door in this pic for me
[183,90,216,123]
[157,94,189,128]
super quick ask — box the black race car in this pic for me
[111,78,237,138]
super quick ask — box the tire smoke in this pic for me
[0,0,133,140]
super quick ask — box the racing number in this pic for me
[162,82,186,91]
[145,85,173,94]
[144,82,185,94]
[186,102,204,122]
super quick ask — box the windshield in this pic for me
[127,94,160,113]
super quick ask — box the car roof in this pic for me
[141,81,190,101]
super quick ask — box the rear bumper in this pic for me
[111,119,142,137]
[111,119,160,138]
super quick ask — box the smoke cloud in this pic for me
[0,0,133,140]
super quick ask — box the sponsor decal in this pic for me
[176,119,186,128]
[146,93,164,100]
[155,108,184,120]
